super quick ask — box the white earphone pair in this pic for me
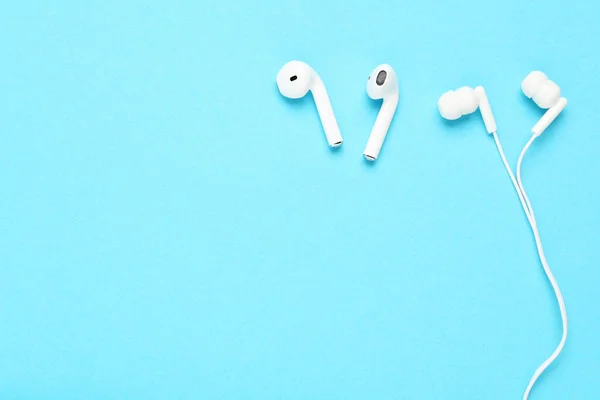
[276,61,398,161]
[439,71,568,400]
[438,71,567,136]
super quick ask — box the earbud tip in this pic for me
[522,71,548,98]
[534,80,561,109]
[438,91,461,120]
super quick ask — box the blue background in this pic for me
[1,1,598,399]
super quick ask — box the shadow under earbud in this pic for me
[274,83,312,109]
[365,96,383,113]
[329,144,344,156]
[362,156,378,169]
[436,108,482,136]
[518,92,545,117]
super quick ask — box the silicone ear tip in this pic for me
[455,86,478,114]
[438,91,461,120]
[522,71,548,98]
[534,80,561,109]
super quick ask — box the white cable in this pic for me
[517,136,537,222]
[492,132,568,400]
[517,135,568,400]
[492,132,533,223]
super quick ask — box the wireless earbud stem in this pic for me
[364,94,398,160]
[474,86,497,134]
[311,77,343,147]
[532,97,567,136]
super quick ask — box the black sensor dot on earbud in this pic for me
[290,75,298,82]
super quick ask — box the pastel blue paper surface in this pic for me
[1,1,598,399]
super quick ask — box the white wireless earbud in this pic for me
[437,86,497,133]
[521,71,567,136]
[363,64,399,161]
[276,61,343,147]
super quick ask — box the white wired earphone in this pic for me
[438,71,568,400]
